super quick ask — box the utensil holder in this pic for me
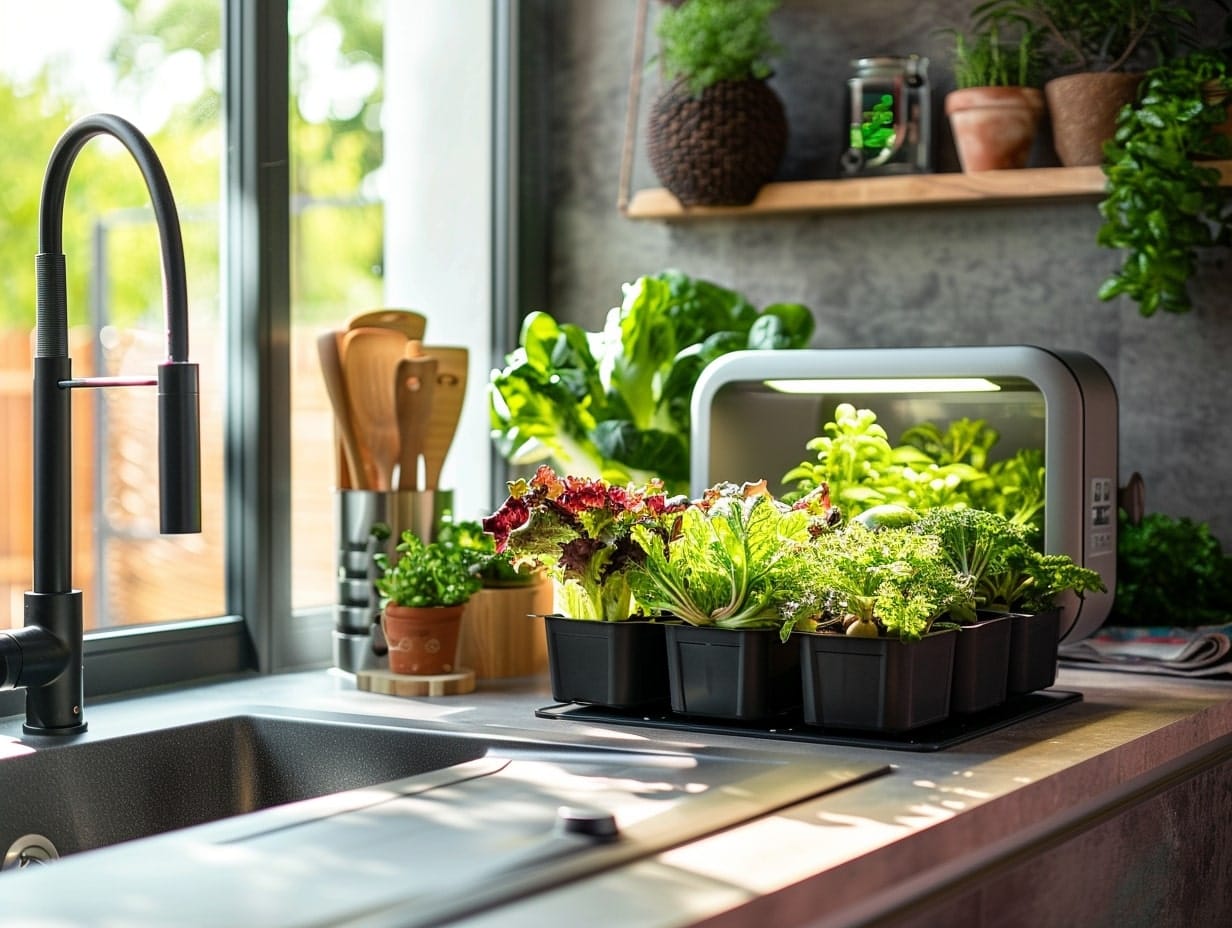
[332,488,453,673]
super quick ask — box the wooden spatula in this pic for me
[346,308,427,342]
[417,346,469,492]
[316,330,365,489]
[341,326,410,491]
[394,355,437,492]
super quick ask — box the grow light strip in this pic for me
[763,377,1002,394]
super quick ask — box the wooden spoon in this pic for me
[417,346,469,492]
[394,355,437,492]
[341,327,410,491]
[346,308,427,342]
[316,330,364,489]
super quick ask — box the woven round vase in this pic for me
[1045,71,1143,166]
[646,78,787,206]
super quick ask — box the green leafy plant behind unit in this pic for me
[1097,50,1232,316]
[656,0,782,95]
[948,18,1047,88]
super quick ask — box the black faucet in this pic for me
[0,113,202,735]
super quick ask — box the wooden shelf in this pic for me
[623,161,1232,221]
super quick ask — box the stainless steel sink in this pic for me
[0,706,889,925]
[0,712,488,861]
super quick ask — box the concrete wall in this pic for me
[524,0,1232,544]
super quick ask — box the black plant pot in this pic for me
[950,612,1012,714]
[545,615,669,708]
[799,629,957,733]
[1007,608,1061,695]
[664,625,800,720]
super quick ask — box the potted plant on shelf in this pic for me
[973,0,1194,164]
[374,530,483,676]
[789,522,973,733]
[943,16,1048,170]
[646,0,788,205]
[436,519,554,680]
[629,480,834,720]
[1097,48,1232,316]
[483,465,686,708]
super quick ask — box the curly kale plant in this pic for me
[1097,50,1232,316]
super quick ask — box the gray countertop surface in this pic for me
[1,665,1230,927]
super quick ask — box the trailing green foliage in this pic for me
[375,531,482,608]
[1110,511,1232,626]
[656,0,782,95]
[630,489,813,632]
[490,270,814,495]
[1097,50,1232,316]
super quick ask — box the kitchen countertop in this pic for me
[2,664,1231,926]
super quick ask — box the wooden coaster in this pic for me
[356,667,476,697]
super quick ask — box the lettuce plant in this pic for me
[629,482,821,633]
[482,465,686,622]
[489,270,813,495]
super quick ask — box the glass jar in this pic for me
[840,55,932,176]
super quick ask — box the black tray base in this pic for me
[535,689,1082,752]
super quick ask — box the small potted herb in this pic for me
[630,481,833,720]
[646,0,788,205]
[374,531,483,676]
[789,522,973,732]
[943,15,1048,170]
[483,465,687,707]
[436,519,554,680]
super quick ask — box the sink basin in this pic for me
[0,712,487,860]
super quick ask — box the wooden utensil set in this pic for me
[317,308,468,493]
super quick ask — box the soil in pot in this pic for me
[799,629,956,733]
[665,624,800,720]
[382,604,465,675]
[1045,72,1143,166]
[545,615,670,709]
[950,612,1012,714]
[945,86,1045,171]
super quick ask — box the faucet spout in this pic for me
[10,113,203,735]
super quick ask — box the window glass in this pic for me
[0,0,226,629]
[288,0,384,608]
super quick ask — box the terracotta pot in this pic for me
[945,87,1045,171]
[1044,72,1143,166]
[381,603,464,675]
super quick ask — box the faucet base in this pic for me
[21,591,86,735]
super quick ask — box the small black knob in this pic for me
[555,806,619,841]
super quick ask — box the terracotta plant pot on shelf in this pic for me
[1045,71,1143,166]
[945,86,1046,171]
[382,604,464,676]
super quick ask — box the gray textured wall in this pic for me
[528,0,1232,543]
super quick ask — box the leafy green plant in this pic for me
[656,0,782,95]
[1110,510,1232,626]
[482,465,686,621]
[860,94,897,150]
[630,483,813,632]
[375,531,483,608]
[980,545,1105,613]
[435,519,536,586]
[913,508,1033,621]
[972,0,1193,73]
[1097,49,1232,316]
[490,270,813,495]
[793,524,973,641]
[782,405,1045,535]
[948,18,1046,88]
